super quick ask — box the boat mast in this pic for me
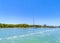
[33,14,35,28]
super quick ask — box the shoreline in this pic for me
[0,23,59,28]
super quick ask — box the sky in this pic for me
[0,0,60,26]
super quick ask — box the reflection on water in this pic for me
[0,28,60,43]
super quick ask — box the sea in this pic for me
[0,28,60,43]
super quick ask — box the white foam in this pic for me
[7,37,13,40]
[0,38,2,40]
[12,36,18,39]
[0,29,55,40]
[6,29,55,39]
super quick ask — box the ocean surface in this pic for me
[0,28,60,43]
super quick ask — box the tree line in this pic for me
[0,23,59,28]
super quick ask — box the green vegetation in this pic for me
[0,23,59,28]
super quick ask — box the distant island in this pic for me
[0,23,59,28]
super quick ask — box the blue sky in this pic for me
[0,0,60,26]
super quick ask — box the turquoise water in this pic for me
[0,28,60,43]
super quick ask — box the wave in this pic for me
[0,29,55,40]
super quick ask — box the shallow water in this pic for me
[0,28,60,43]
